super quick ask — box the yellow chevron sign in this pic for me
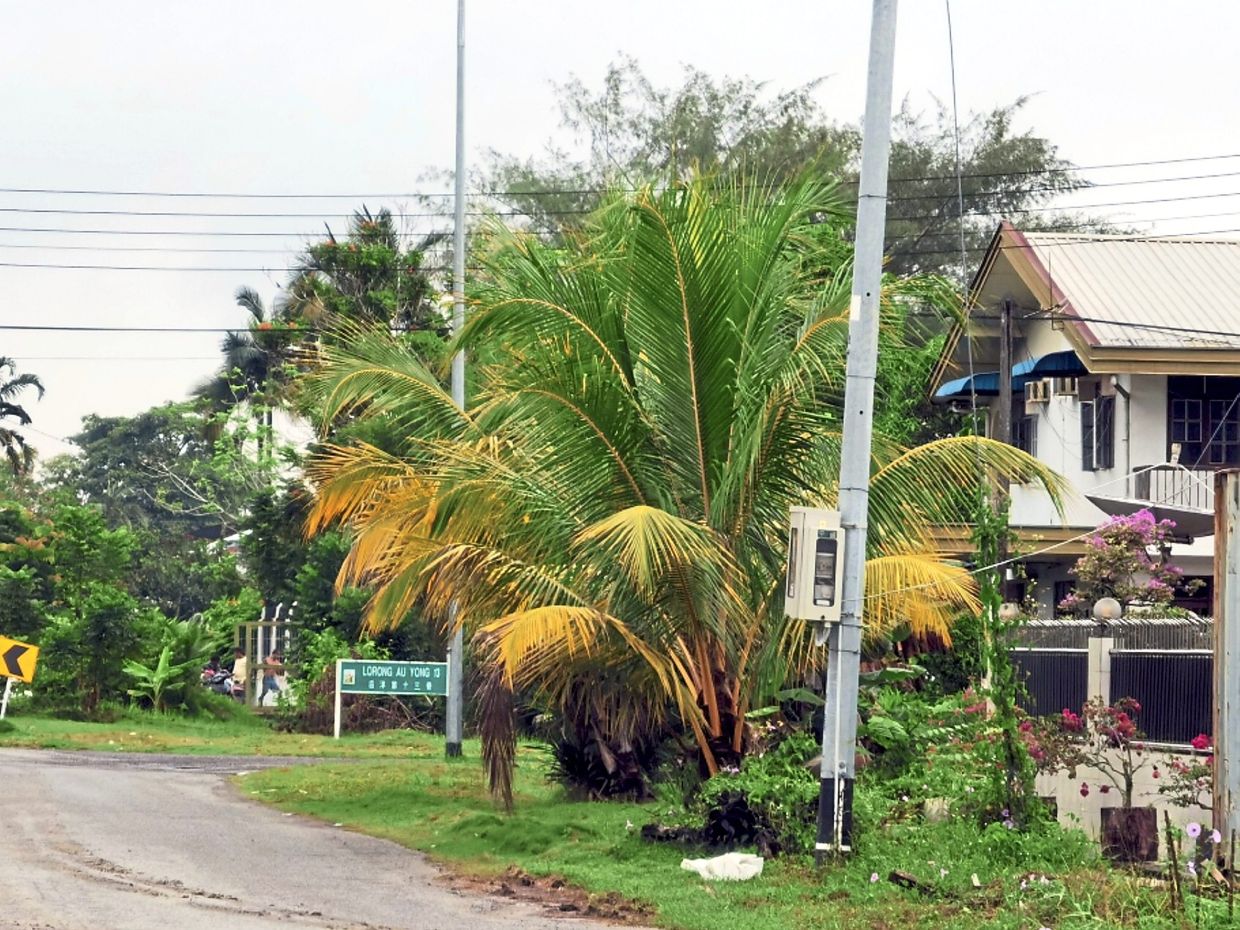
[0,635,38,683]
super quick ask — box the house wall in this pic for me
[1004,322,1176,530]
[987,323,1218,616]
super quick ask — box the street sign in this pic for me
[337,660,449,696]
[333,659,449,738]
[0,635,38,683]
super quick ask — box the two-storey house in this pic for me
[930,222,1236,617]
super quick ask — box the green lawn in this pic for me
[240,752,1227,930]
[0,708,458,758]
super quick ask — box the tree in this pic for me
[0,357,43,475]
[282,208,447,334]
[483,58,1095,276]
[305,174,1064,803]
[45,402,252,617]
[195,287,300,461]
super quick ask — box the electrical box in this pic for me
[784,507,845,625]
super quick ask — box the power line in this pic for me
[2,168,1240,222]
[0,261,462,273]
[6,151,1240,200]
[6,207,1240,255]
[0,206,585,220]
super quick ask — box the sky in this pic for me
[6,0,1240,457]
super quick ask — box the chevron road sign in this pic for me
[0,635,38,683]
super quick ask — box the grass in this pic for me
[240,751,1236,930]
[0,706,457,758]
[5,709,1234,928]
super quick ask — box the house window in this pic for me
[1171,398,1203,445]
[1081,401,1094,471]
[1209,399,1240,464]
[1081,397,1115,471]
[1054,580,1077,613]
[1011,400,1036,456]
[1167,377,1240,466]
[1096,395,1115,469]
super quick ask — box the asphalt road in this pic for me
[0,748,619,930]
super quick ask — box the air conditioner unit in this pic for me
[1026,379,1046,414]
[1052,377,1079,397]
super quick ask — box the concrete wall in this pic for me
[1038,758,1209,843]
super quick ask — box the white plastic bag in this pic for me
[680,852,765,881]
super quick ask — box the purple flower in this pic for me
[1186,822,1202,839]
[1003,819,1015,830]
[1187,860,1198,877]
[1212,829,1223,845]
[870,872,879,883]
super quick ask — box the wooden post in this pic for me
[1214,469,1240,844]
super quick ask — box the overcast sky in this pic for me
[6,1,1240,457]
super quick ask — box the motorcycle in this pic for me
[201,668,234,696]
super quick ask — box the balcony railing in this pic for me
[1132,465,1214,512]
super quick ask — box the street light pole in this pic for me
[815,0,899,858]
[445,0,467,759]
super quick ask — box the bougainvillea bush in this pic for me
[1057,509,1191,614]
[1034,697,1151,808]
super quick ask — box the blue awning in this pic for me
[1011,350,1089,387]
[935,371,999,399]
[935,350,1089,401]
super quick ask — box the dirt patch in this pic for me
[449,867,653,924]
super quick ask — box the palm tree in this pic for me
[304,174,1064,804]
[281,207,448,333]
[0,357,44,475]
[195,287,296,461]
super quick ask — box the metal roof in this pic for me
[1022,232,1240,349]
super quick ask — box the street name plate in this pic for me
[337,660,448,696]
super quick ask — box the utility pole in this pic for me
[816,0,898,859]
[997,299,1013,447]
[996,298,1013,600]
[1214,469,1240,848]
[444,0,467,759]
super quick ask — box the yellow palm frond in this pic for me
[863,551,980,642]
[573,505,734,602]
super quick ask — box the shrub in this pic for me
[694,731,819,854]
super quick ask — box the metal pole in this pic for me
[816,0,898,859]
[333,659,343,740]
[1214,470,1240,842]
[445,0,467,759]
[0,677,12,720]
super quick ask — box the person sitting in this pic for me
[230,647,248,702]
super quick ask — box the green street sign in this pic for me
[337,660,449,696]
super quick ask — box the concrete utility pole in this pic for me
[816,0,898,858]
[1214,470,1240,845]
[997,299,1013,447]
[996,298,1013,599]
[445,0,467,759]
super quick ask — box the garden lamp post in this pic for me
[1092,596,1122,635]
[1089,597,1122,706]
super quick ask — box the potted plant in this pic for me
[1056,697,1158,862]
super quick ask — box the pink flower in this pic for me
[1099,785,1110,795]
[1191,734,1212,751]
[1079,782,1090,798]
[1187,822,1202,839]
[1212,830,1223,845]
[870,872,879,883]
